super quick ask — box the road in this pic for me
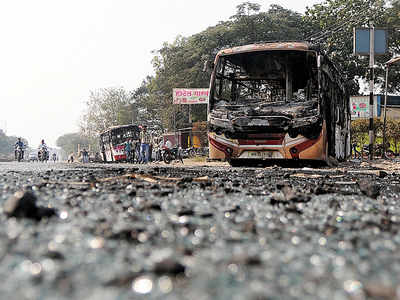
[1,160,400,299]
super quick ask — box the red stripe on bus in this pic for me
[238,139,284,145]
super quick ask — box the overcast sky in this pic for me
[0,0,323,148]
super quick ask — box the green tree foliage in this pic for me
[80,87,134,141]
[304,0,400,94]
[56,133,90,155]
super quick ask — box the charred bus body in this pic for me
[207,41,350,166]
[99,124,140,162]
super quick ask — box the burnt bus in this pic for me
[207,41,351,166]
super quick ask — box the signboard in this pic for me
[173,88,209,104]
[350,95,381,119]
[353,28,387,55]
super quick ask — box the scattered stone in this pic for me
[364,283,398,300]
[3,190,37,218]
[223,205,241,213]
[44,250,65,260]
[178,208,195,216]
[153,258,185,275]
[379,170,388,178]
[3,190,56,220]
[230,254,262,266]
[358,179,380,198]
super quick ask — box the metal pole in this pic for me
[188,105,192,148]
[174,105,177,147]
[382,65,389,158]
[368,25,375,160]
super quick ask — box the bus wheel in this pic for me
[229,159,244,167]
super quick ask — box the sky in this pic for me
[0,0,323,148]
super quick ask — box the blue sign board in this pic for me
[353,28,387,55]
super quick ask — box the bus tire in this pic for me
[229,159,244,167]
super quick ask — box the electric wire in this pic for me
[305,6,381,43]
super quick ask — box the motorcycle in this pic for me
[38,147,49,162]
[163,147,183,164]
[362,144,395,159]
[15,146,24,162]
[181,147,196,158]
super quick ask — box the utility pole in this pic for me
[368,25,375,160]
[382,65,389,158]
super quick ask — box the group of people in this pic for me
[123,125,173,164]
[123,125,152,164]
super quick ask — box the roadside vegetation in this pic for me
[352,118,400,154]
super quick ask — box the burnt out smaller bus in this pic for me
[207,41,351,166]
[99,124,140,162]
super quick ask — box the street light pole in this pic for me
[368,25,375,160]
[382,65,389,158]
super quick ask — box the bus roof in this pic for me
[216,41,314,58]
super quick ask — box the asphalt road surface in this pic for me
[1,160,400,300]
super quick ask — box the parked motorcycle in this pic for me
[181,147,196,158]
[362,144,395,159]
[163,147,183,164]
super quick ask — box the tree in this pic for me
[56,133,90,155]
[80,87,133,141]
[304,0,400,94]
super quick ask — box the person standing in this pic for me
[82,148,89,163]
[352,142,360,159]
[140,125,151,164]
[149,131,154,162]
[155,137,162,162]
[124,139,132,162]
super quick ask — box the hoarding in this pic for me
[353,28,387,55]
[350,95,381,119]
[173,88,209,104]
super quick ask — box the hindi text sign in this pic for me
[173,88,209,104]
